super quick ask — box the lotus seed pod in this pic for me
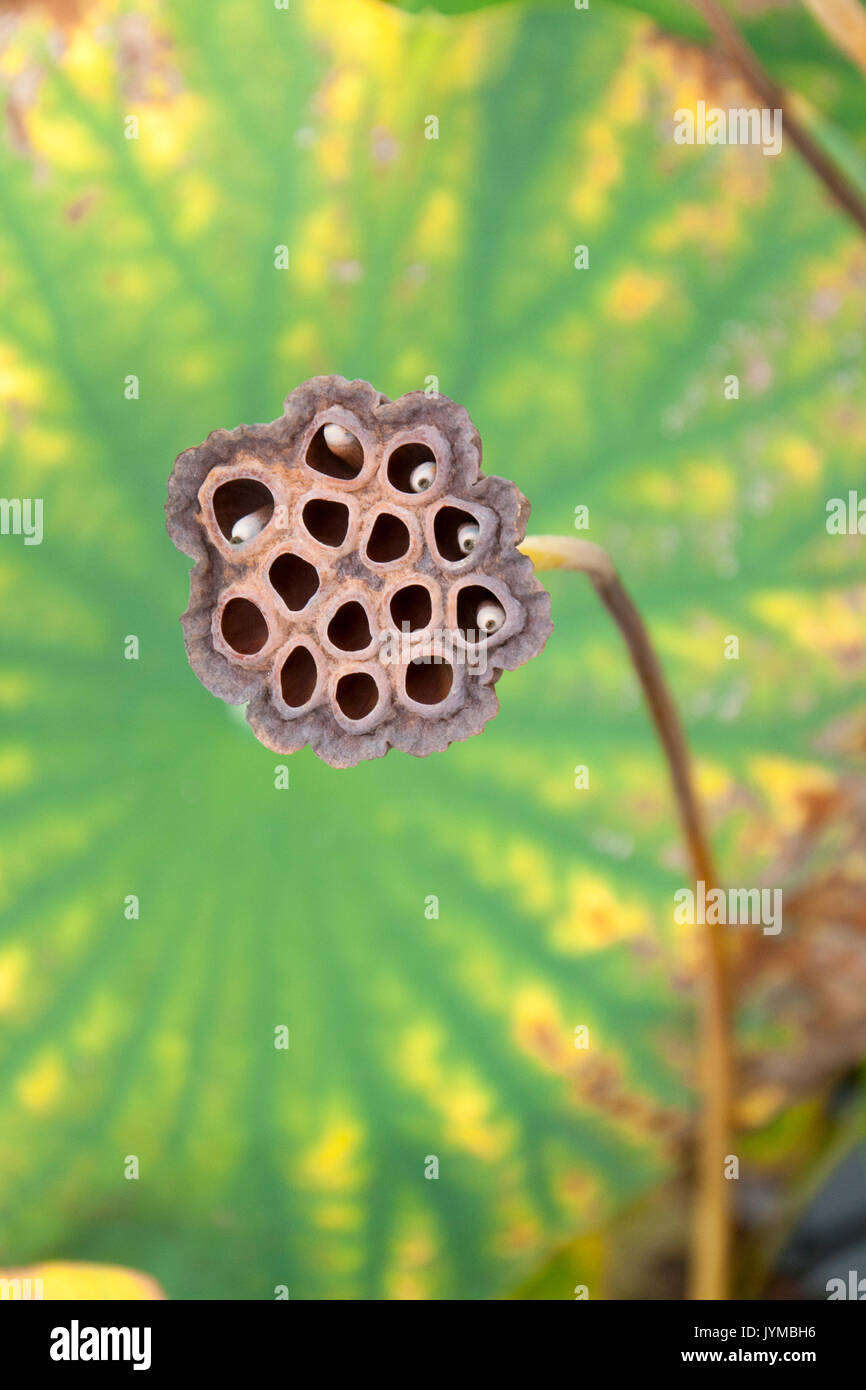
[165,375,552,768]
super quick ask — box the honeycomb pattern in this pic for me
[166,376,552,767]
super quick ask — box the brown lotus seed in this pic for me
[409,460,436,492]
[323,423,363,469]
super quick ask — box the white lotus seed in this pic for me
[323,423,363,469]
[230,504,271,544]
[477,600,506,635]
[409,460,436,492]
[457,522,480,554]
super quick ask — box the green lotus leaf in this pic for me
[0,0,862,1299]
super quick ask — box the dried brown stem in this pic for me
[690,0,866,238]
[521,535,731,1301]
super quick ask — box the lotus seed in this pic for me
[409,460,436,492]
[477,599,505,634]
[457,522,480,554]
[230,504,271,544]
[323,423,363,469]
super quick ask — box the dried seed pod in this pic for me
[166,375,552,768]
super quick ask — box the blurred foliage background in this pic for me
[0,0,864,1299]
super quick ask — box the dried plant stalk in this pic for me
[691,0,866,238]
[521,535,731,1302]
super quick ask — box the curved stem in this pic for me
[521,535,732,1300]
[691,0,866,239]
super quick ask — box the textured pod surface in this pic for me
[166,376,552,767]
